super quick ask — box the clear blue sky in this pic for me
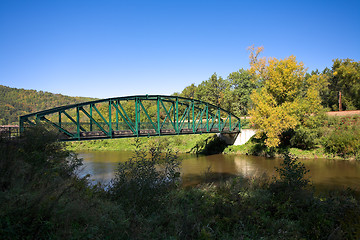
[1,0,359,98]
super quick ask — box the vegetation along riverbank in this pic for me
[1,126,360,239]
[66,114,360,161]
[225,115,360,161]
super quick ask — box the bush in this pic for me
[323,124,360,159]
[108,139,181,213]
[0,126,129,239]
[281,114,326,150]
[270,154,310,195]
[289,126,321,150]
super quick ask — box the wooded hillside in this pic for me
[0,85,94,125]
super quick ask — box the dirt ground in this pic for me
[326,110,360,117]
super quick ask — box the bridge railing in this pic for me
[0,125,20,139]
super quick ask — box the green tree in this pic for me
[227,69,258,116]
[249,47,326,147]
[195,73,229,109]
[323,58,360,110]
[181,83,198,99]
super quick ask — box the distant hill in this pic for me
[0,85,95,125]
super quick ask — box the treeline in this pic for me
[175,69,257,117]
[0,85,94,125]
[175,57,360,116]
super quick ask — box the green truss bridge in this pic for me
[19,95,241,141]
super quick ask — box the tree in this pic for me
[248,47,326,147]
[195,73,230,109]
[181,83,197,99]
[227,69,258,116]
[322,59,360,110]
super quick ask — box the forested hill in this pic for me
[0,85,95,125]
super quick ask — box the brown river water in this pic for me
[77,151,360,191]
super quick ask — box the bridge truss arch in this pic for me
[20,95,241,141]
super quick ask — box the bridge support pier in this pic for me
[217,132,240,145]
[218,129,257,146]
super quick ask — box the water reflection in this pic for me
[233,155,281,177]
[77,151,132,185]
[77,151,360,191]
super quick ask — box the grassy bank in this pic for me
[2,127,360,239]
[66,133,228,155]
[66,134,210,152]
[224,138,354,160]
[224,139,333,159]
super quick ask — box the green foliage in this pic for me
[323,122,360,159]
[0,85,94,125]
[195,73,230,109]
[272,154,310,193]
[288,126,319,149]
[249,49,326,147]
[322,58,360,111]
[180,71,256,116]
[287,114,326,150]
[181,83,197,99]
[108,139,181,213]
[0,126,129,239]
[240,117,251,129]
[226,115,360,160]
[227,69,259,116]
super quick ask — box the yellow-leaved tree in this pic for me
[248,46,326,147]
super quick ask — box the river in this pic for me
[77,150,360,191]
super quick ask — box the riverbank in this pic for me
[225,115,360,160]
[223,138,351,160]
[67,133,353,160]
[66,133,216,153]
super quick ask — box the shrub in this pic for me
[282,114,326,150]
[289,126,321,150]
[323,124,360,159]
[0,125,103,239]
[108,139,181,213]
[270,154,310,195]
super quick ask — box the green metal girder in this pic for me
[194,105,207,131]
[92,104,109,126]
[40,116,75,138]
[179,105,191,132]
[139,101,158,133]
[160,100,176,130]
[19,95,241,141]
[62,110,86,132]
[79,107,109,136]
[112,102,136,133]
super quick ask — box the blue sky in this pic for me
[1,0,359,98]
